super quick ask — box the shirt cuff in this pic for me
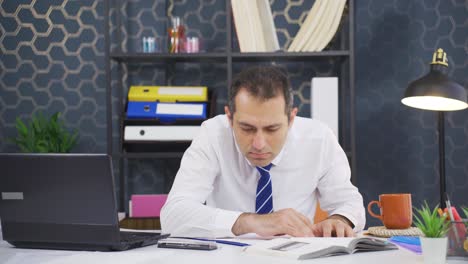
[331,211,362,232]
[213,209,243,238]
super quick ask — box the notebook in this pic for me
[0,153,169,251]
[244,237,398,260]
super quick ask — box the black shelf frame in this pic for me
[105,0,356,213]
[115,152,185,159]
[111,52,229,63]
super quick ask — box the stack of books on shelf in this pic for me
[288,0,346,52]
[231,0,280,52]
[124,85,209,152]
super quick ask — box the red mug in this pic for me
[367,193,412,229]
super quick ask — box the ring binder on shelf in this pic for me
[128,86,208,102]
[124,126,201,141]
[127,102,207,120]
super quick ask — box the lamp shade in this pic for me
[401,49,468,111]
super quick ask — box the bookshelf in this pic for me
[105,0,356,213]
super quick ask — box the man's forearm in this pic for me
[231,208,316,237]
[161,198,241,237]
[231,213,256,235]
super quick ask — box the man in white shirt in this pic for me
[161,66,365,238]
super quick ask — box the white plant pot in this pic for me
[420,237,448,264]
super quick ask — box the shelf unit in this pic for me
[105,0,356,213]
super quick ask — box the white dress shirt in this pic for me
[160,115,365,237]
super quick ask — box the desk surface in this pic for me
[1,238,466,264]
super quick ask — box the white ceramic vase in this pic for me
[420,237,448,264]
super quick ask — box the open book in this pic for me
[244,237,398,260]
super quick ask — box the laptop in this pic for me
[0,153,169,251]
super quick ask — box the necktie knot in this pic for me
[256,163,273,174]
[255,163,273,214]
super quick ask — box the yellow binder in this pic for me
[128,86,208,102]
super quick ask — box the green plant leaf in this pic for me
[10,111,78,153]
[413,201,450,238]
[15,117,28,137]
[462,207,468,218]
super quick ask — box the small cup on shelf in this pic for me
[185,36,200,53]
[142,36,162,53]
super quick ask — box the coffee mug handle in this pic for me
[367,200,383,221]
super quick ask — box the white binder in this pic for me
[311,77,339,137]
[124,126,201,141]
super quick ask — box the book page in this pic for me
[348,237,398,253]
[293,237,356,248]
[244,237,354,259]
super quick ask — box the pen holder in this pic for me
[447,219,468,259]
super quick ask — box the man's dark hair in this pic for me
[228,66,293,118]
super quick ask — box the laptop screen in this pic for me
[0,154,120,246]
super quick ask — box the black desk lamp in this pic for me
[401,48,467,209]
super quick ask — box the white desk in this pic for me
[0,238,466,264]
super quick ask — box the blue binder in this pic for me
[127,102,207,120]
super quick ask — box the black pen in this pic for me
[172,237,250,247]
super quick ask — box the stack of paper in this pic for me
[288,0,347,52]
[388,236,422,254]
[231,0,279,52]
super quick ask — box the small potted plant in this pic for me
[10,112,78,153]
[414,201,450,264]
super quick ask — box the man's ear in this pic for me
[288,107,298,128]
[225,106,233,127]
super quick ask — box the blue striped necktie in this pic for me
[255,163,273,214]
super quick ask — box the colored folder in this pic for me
[127,102,207,120]
[124,126,201,141]
[128,86,208,102]
[130,194,167,218]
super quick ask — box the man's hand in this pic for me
[231,208,315,237]
[311,215,355,237]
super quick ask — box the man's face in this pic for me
[225,89,297,167]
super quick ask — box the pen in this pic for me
[197,238,251,247]
[445,194,460,244]
[445,194,455,222]
[172,237,250,247]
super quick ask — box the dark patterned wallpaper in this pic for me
[1,0,466,227]
[356,0,468,226]
[0,0,107,153]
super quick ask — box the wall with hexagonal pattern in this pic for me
[1,0,467,227]
[0,0,107,153]
[356,0,467,226]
